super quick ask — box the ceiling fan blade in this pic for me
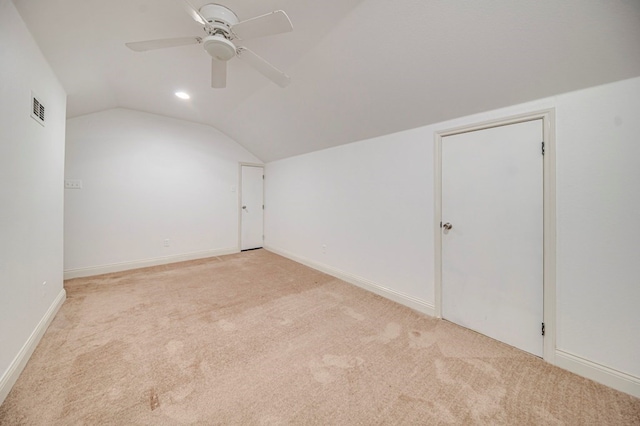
[231,10,293,40]
[211,58,227,88]
[236,47,290,87]
[181,0,211,28]
[126,36,201,52]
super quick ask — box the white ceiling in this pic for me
[13,0,640,162]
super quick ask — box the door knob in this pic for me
[242,205,247,212]
[443,222,452,232]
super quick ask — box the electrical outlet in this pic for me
[322,244,327,254]
[64,179,83,189]
[163,239,170,247]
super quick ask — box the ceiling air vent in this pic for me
[31,92,45,126]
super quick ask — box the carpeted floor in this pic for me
[1,249,639,424]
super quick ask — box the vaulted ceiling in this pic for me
[13,0,640,162]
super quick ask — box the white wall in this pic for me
[265,76,640,395]
[0,0,67,404]
[554,78,640,380]
[64,108,261,277]
[265,128,435,313]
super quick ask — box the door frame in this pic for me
[238,162,265,252]
[434,109,556,362]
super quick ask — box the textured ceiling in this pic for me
[13,0,640,162]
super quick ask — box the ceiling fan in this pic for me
[125,1,293,88]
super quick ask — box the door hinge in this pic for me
[541,322,545,336]
[440,221,443,228]
[541,141,545,156]
[262,204,264,210]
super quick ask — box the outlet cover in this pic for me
[64,179,83,189]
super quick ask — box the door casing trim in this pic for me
[434,108,556,363]
[238,163,265,252]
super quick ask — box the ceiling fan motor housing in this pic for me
[200,4,239,60]
[200,4,239,29]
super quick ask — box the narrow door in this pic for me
[441,119,544,357]
[240,165,264,251]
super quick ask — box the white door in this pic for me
[240,165,264,251]
[441,119,544,357]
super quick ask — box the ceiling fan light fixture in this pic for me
[203,35,236,61]
[126,3,293,88]
[175,91,190,99]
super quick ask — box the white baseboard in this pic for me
[264,246,435,316]
[64,248,239,279]
[555,350,640,398]
[0,288,66,405]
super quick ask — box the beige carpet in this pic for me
[1,250,638,425]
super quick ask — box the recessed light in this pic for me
[175,91,190,100]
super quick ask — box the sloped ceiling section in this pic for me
[14,0,640,162]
